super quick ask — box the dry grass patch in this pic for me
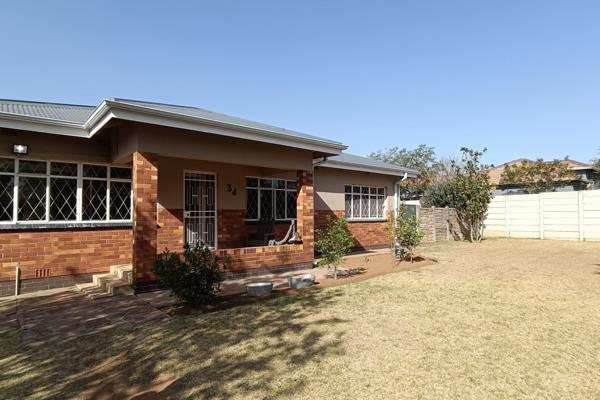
[1,238,600,399]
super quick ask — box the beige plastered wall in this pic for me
[313,166,398,212]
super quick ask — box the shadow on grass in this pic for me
[0,288,347,399]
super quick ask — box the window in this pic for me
[245,177,297,220]
[344,185,386,219]
[0,158,132,224]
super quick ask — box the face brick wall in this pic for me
[0,227,132,283]
[315,210,389,250]
[157,207,184,252]
[132,152,159,283]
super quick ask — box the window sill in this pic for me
[244,220,295,225]
[347,218,388,223]
[0,222,133,231]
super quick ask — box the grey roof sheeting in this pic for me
[0,99,95,124]
[318,153,419,177]
[0,98,346,151]
[109,98,343,147]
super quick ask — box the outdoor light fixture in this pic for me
[13,144,28,155]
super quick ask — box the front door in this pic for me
[184,171,216,248]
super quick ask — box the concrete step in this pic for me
[77,266,134,299]
[110,264,133,282]
[75,282,97,292]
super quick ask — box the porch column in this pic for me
[296,170,314,255]
[132,152,159,284]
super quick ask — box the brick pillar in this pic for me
[296,170,314,255]
[132,152,159,283]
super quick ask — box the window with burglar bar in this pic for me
[0,157,132,224]
[245,177,297,221]
[344,185,386,220]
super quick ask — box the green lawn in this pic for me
[2,239,600,399]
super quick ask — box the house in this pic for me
[488,158,599,195]
[0,98,417,296]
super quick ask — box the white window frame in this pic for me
[344,184,387,221]
[0,156,132,225]
[244,176,297,221]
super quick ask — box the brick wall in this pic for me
[314,210,389,250]
[0,227,132,293]
[418,207,462,242]
[132,152,159,283]
[157,207,184,251]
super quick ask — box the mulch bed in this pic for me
[164,254,434,316]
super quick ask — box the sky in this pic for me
[1,0,599,165]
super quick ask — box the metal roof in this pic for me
[0,98,345,151]
[109,98,343,147]
[0,99,95,124]
[318,153,419,177]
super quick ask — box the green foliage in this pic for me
[500,159,575,194]
[315,216,355,279]
[155,243,227,305]
[388,204,424,262]
[369,144,438,199]
[421,180,454,208]
[448,147,493,242]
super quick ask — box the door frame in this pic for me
[182,170,218,249]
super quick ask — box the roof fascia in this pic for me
[87,101,346,154]
[318,159,419,178]
[0,112,88,137]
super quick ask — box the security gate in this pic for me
[184,172,216,248]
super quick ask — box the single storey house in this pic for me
[0,98,416,295]
[489,158,599,195]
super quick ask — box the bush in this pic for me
[389,204,425,262]
[155,243,227,305]
[315,216,355,279]
[421,180,453,208]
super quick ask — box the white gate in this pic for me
[184,171,216,248]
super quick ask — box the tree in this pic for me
[369,144,438,199]
[421,180,454,208]
[448,147,493,242]
[388,204,424,262]
[500,159,575,194]
[315,216,355,279]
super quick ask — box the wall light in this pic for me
[13,144,28,156]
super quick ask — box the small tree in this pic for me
[448,147,493,242]
[155,243,227,305]
[500,159,574,193]
[315,216,354,279]
[389,204,424,262]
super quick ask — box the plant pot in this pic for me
[288,273,316,289]
[246,282,273,297]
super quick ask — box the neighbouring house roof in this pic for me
[488,158,597,185]
[0,98,347,154]
[316,152,419,178]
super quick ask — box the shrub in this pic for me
[389,204,425,262]
[421,180,454,208]
[315,216,355,279]
[155,243,227,305]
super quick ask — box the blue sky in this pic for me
[1,0,599,165]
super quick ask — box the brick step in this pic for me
[77,264,134,299]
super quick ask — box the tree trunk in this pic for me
[333,265,337,279]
